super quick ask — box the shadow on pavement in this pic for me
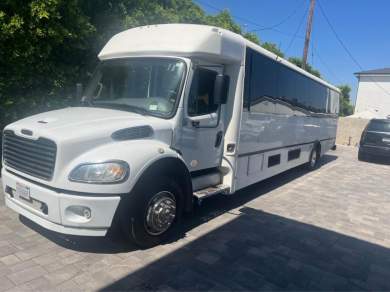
[19,215,138,253]
[102,206,389,291]
[20,154,338,255]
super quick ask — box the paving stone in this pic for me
[44,264,81,286]
[7,265,47,285]
[0,276,15,292]
[0,255,20,266]
[0,146,389,290]
[195,251,220,265]
[24,276,52,290]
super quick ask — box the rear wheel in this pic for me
[121,177,183,248]
[306,146,320,170]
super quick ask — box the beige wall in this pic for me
[336,117,370,147]
[355,75,390,117]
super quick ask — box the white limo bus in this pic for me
[2,24,340,247]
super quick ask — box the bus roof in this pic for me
[99,23,340,93]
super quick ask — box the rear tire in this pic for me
[306,146,320,170]
[121,177,183,248]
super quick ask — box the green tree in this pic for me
[338,84,354,116]
[0,0,276,126]
[0,0,95,119]
[206,9,260,44]
[261,42,284,58]
[288,57,321,78]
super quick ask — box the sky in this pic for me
[196,0,390,103]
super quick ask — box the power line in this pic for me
[317,1,362,71]
[194,0,352,91]
[194,0,307,41]
[317,0,390,96]
[312,46,343,84]
[250,0,306,32]
[194,0,306,36]
[284,3,309,54]
[271,28,305,39]
[193,0,268,30]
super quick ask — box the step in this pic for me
[191,169,221,192]
[193,184,230,201]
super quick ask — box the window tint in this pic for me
[244,50,278,113]
[367,120,390,132]
[244,48,334,115]
[278,65,298,106]
[188,68,218,116]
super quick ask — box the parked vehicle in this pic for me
[1,24,340,247]
[359,118,390,161]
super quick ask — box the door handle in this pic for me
[215,131,223,147]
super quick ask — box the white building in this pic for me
[354,68,390,118]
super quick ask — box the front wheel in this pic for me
[121,177,183,248]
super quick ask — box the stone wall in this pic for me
[336,117,370,147]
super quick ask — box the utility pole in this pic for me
[302,0,316,70]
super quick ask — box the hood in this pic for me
[6,107,173,142]
[5,107,174,168]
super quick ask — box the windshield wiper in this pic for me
[91,102,149,116]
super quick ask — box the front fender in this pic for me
[55,140,185,194]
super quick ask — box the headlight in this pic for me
[69,161,129,184]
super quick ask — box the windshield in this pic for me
[84,58,186,117]
[367,120,390,132]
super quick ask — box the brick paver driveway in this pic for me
[1,146,390,291]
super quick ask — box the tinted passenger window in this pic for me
[188,68,218,116]
[367,121,390,132]
[244,50,278,113]
[244,48,331,114]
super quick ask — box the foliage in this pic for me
[0,0,263,126]
[0,0,96,126]
[338,84,354,116]
[0,0,355,168]
[0,0,350,132]
[206,9,260,44]
[261,42,284,58]
[288,57,321,78]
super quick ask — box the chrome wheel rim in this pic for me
[145,191,176,236]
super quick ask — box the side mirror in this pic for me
[214,74,230,105]
[76,83,83,99]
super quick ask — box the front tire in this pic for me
[121,177,183,248]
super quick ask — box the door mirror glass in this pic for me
[214,74,230,105]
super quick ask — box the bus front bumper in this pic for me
[1,168,121,236]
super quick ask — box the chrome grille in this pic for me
[2,130,57,180]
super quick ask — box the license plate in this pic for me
[16,183,30,201]
[383,138,390,144]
